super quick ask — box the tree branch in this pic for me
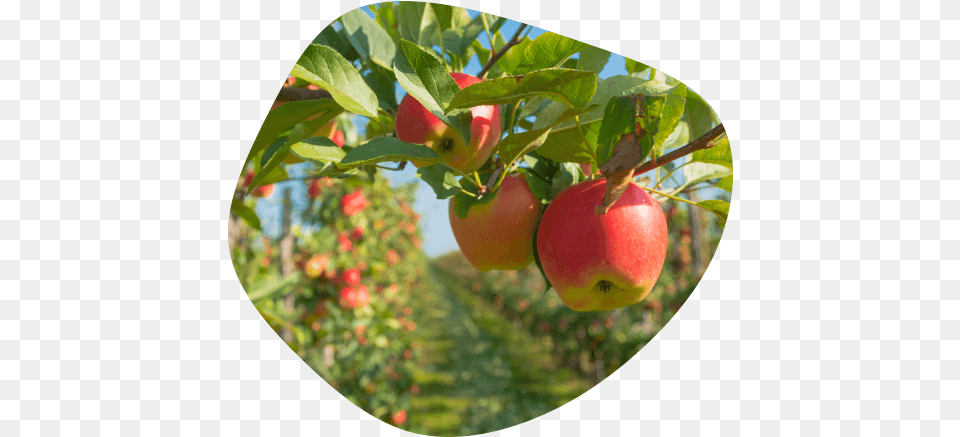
[479,23,528,79]
[632,123,726,176]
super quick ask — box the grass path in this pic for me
[407,265,592,436]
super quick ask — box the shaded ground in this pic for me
[408,265,592,436]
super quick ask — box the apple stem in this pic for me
[641,186,700,208]
[472,172,485,191]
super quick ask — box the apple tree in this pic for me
[232,2,730,315]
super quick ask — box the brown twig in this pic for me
[477,157,505,199]
[479,23,528,79]
[632,124,726,176]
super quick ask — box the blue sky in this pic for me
[256,8,633,257]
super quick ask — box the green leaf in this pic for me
[577,44,611,74]
[684,87,720,139]
[649,84,687,155]
[691,135,732,168]
[310,162,355,178]
[596,96,637,165]
[248,99,342,158]
[548,162,583,200]
[393,39,472,145]
[339,136,441,168]
[313,25,360,63]
[517,32,585,74]
[451,179,495,219]
[531,212,553,291]
[534,121,599,164]
[497,36,530,75]
[439,8,487,58]
[230,199,262,231]
[496,127,553,165]
[363,64,399,113]
[416,164,462,199]
[397,2,429,45]
[717,175,733,192]
[521,153,557,200]
[448,68,598,110]
[472,39,491,66]
[662,120,690,150]
[289,136,348,166]
[291,44,379,118]
[430,3,453,31]
[682,162,732,187]
[596,74,674,99]
[374,2,401,45]
[251,139,289,192]
[551,105,600,126]
[251,108,338,191]
[533,75,674,163]
[339,8,397,70]
[252,162,290,187]
[624,57,651,76]
[518,96,551,119]
[696,199,729,225]
[247,274,301,302]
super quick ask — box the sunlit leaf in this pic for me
[291,44,379,118]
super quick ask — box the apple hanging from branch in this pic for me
[448,175,542,271]
[536,178,668,312]
[395,72,502,174]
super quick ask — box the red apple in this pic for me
[307,179,322,199]
[395,72,501,173]
[448,174,541,271]
[330,129,345,148]
[251,183,274,198]
[386,249,400,266]
[536,179,668,312]
[354,285,370,308]
[338,233,352,252]
[338,286,357,308]
[341,188,367,217]
[391,410,407,426]
[339,268,361,286]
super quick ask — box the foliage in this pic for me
[230,171,426,428]
[228,2,733,432]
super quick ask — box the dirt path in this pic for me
[407,266,592,436]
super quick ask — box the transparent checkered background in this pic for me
[5,0,956,435]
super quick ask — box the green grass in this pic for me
[407,265,594,436]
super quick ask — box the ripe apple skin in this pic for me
[395,72,501,173]
[448,174,541,271]
[536,178,668,312]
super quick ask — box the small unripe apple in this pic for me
[536,179,668,312]
[396,72,501,173]
[448,174,541,271]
